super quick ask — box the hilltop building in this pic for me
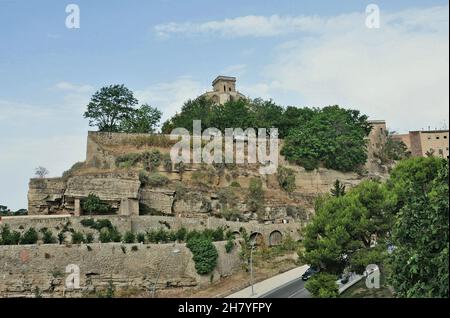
[201,75,246,105]
[392,129,449,158]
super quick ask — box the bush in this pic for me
[162,153,173,172]
[246,178,264,213]
[123,231,135,243]
[148,173,169,187]
[230,181,241,188]
[186,237,218,275]
[115,153,141,168]
[176,227,187,242]
[0,225,21,245]
[20,228,38,244]
[305,273,339,298]
[99,228,111,243]
[80,218,113,231]
[225,238,234,253]
[141,149,162,171]
[139,171,169,187]
[277,166,296,193]
[41,228,57,244]
[71,231,85,244]
[85,232,94,243]
[136,232,146,243]
[217,188,237,207]
[81,194,111,215]
[109,227,122,242]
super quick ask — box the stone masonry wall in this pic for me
[0,241,240,297]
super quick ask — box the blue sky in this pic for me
[0,0,449,210]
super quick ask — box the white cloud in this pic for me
[154,6,448,39]
[135,76,207,122]
[54,81,94,94]
[261,6,449,133]
[221,64,247,77]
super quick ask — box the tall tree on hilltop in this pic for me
[84,84,138,132]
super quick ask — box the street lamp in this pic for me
[250,241,256,296]
[151,247,180,298]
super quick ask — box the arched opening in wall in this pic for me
[249,232,264,246]
[232,231,240,239]
[269,230,283,246]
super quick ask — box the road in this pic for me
[261,277,311,298]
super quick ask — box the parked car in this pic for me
[301,266,320,281]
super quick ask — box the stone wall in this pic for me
[0,241,240,298]
[1,215,300,246]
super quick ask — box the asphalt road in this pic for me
[260,277,311,298]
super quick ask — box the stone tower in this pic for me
[201,75,246,105]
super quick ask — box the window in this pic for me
[436,136,440,140]
[224,85,226,92]
[229,87,231,92]
[444,136,448,139]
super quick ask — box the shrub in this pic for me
[127,135,175,148]
[71,231,85,244]
[80,218,113,231]
[0,225,21,245]
[57,232,65,244]
[123,231,135,243]
[131,245,139,252]
[225,238,234,253]
[186,237,218,275]
[115,153,141,168]
[162,153,173,172]
[141,149,162,171]
[176,227,187,242]
[99,228,111,243]
[217,188,237,207]
[109,227,122,242]
[246,178,264,213]
[277,166,296,193]
[136,232,146,243]
[81,194,111,215]
[41,229,57,244]
[305,273,339,298]
[230,181,241,188]
[85,232,94,243]
[20,228,38,244]
[222,209,242,221]
[146,173,169,187]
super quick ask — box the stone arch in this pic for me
[232,231,241,239]
[269,230,283,246]
[249,232,264,246]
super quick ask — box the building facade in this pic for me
[393,130,449,158]
[201,75,246,105]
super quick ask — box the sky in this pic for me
[0,0,448,210]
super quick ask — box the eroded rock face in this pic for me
[139,188,174,215]
[28,178,67,215]
[65,175,141,201]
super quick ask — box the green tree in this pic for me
[305,273,339,298]
[302,180,390,274]
[84,84,138,132]
[81,194,110,215]
[120,104,162,133]
[387,158,449,298]
[186,237,218,275]
[330,179,346,197]
[282,106,371,172]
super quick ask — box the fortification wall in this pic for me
[0,215,300,245]
[0,241,240,298]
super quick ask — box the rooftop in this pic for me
[212,75,236,86]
